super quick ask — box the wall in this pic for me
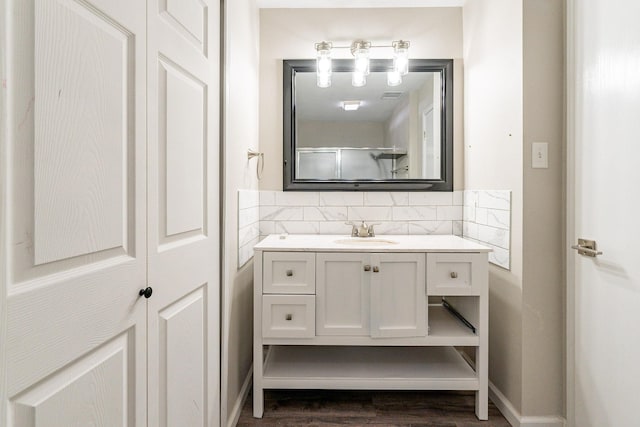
[463,0,524,413]
[299,121,384,147]
[0,0,7,420]
[222,0,260,425]
[521,0,565,417]
[464,0,565,421]
[259,7,464,190]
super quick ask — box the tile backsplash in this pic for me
[238,190,260,268]
[462,190,511,269]
[238,190,511,270]
[258,191,463,239]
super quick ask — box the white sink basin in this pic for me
[334,238,398,246]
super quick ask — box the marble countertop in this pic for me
[254,234,492,253]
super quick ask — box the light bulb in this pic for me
[387,70,402,86]
[351,40,371,77]
[393,40,410,76]
[317,73,331,88]
[354,48,370,76]
[352,71,366,87]
[315,41,332,88]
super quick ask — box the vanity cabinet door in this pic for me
[316,253,370,336]
[370,253,427,338]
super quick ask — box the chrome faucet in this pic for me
[346,221,379,237]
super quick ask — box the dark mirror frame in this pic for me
[283,58,454,191]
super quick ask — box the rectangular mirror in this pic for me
[284,59,453,191]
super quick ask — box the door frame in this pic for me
[1,0,9,422]
[565,0,577,424]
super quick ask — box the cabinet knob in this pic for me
[450,271,458,279]
[138,287,153,299]
[285,314,293,321]
[286,269,293,277]
[373,266,379,273]
[364,265,371,272]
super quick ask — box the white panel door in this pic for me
[569,0,640,426]
[146,0,220,426]
[316,253,370,336]
[370,253,426,338]
[2,0,147,425]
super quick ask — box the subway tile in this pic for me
[238,236,260,268]
[475,208,488,225]
[453,221,463,237]
[363,192,409,206]
[238,223,260,247]
[478,190,511,210]
[487,209,511,230]
[319,221,353,235]
[259,221,275,236]
[259,190,276,206]
[373,222,409,235]
[303,207,348,221]
[275,191,319,206]
[488,245,510,269]
[239,206,259,228]
[274,221,320,234]
[238,189,259,210]
[393,206,437,221]
[463,221,479,240]
[348,206,393,221]
[478,225,510,249]
[453,190,464,206]
[408,192,454,206]
[408,221,453,235]
[319,192,364,206]
[437,206,463,221]
[463,206,476,222]
[260,206,304,221]
[463,190,478,207]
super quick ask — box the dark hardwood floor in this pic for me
[238,390,511,426]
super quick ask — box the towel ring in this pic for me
[247,149,264,180]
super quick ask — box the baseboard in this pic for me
[226,367,253,427]
[489,382,565,427]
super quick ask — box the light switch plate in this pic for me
[532,142,548,168]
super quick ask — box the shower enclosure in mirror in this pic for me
[283,59,453,191]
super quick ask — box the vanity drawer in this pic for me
[426,253,487,296]
[262,295,315,338]
[263,252,315,294]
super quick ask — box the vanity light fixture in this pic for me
[314,39,410,88]
[342,100,361,111]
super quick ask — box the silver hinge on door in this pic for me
[571,238,603,257]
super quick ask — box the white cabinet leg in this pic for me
[475,344,488,419]
[476,275,489,421]
[252,380,263,418]
[252,344,264,418]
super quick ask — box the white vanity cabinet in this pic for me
[316,252,426,338]
[253,235,491,420]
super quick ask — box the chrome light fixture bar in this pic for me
[314,39,410,88]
